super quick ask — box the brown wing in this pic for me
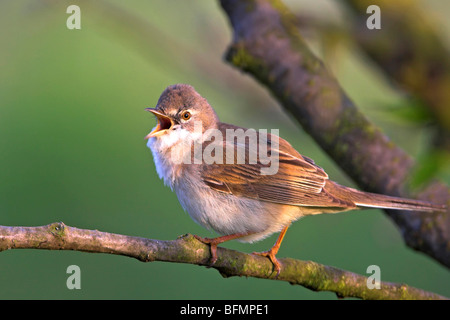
[200,123,355,208]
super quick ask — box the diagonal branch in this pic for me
[218,0,450,267]
[0,222,447,300]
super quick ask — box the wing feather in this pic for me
[200,123,354,208]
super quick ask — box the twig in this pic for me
[0,222,447,300]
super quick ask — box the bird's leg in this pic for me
[194,232,252,265]
[253,225,290,276]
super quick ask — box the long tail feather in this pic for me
[325,181,446,212]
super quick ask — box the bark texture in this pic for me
[0,222,447,300]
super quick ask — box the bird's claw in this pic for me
[253,250,282,277]
[194,235,218,265]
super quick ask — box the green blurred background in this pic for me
[0,0,449,299]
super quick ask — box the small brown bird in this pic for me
[145,84,445,275]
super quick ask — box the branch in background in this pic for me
[218,0,450,267]
[342,0,450,189]
[342,0,450,144]
[0,222,447,300]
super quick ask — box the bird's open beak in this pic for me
[145,108,174,139]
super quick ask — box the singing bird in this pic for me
[145,84,445,275]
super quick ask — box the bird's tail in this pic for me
[325,181,446,212]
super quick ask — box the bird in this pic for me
[145,83,446,275]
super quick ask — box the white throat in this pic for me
[147,127,201,189]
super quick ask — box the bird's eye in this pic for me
[182,111,191,121]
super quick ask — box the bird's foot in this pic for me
[253,249,282,277]
[194,232,253,266]
[194,235,219,265]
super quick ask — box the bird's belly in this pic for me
[173,176,299,242]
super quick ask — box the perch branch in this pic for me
[218,0,450,267]
[0,222,447,300]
